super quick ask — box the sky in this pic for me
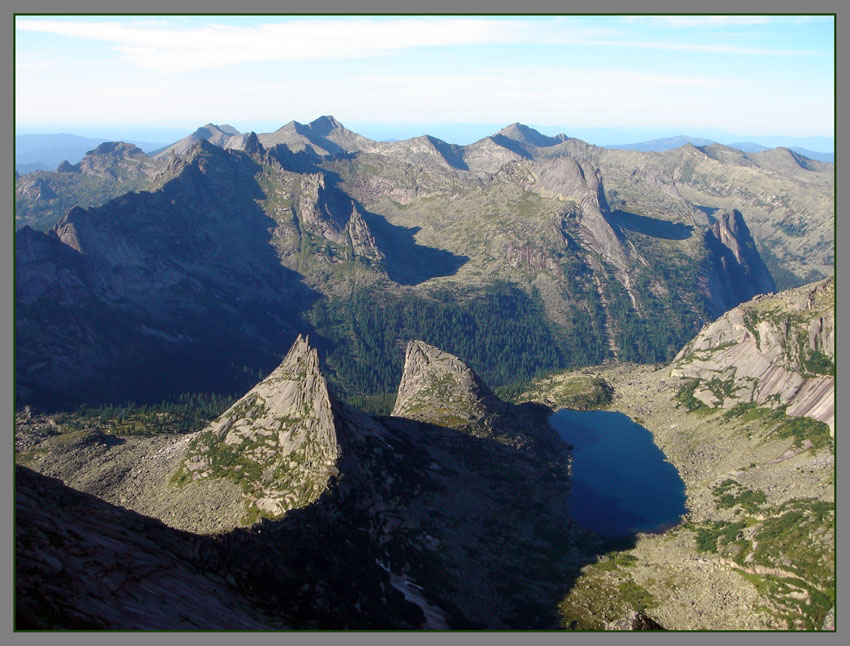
[14,15,835,145]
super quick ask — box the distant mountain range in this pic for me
[16,127,834,172]
[15,133,167,173]
[603,135,834,162]
[15,116,833,411]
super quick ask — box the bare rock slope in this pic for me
[15,465,276,630]
[672,276,834,432]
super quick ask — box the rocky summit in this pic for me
[391,340,560,456]
[178,334,342,519]
[392,339,509,433]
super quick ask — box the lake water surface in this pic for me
[549,409,687,537]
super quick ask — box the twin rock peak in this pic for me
[181,336,518,519]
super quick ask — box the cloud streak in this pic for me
[585,40,818,56]
[16,18,563,73]
[16,16,817,75]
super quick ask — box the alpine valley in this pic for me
[14,117,835,631]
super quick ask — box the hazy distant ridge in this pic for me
[603,135,833,162]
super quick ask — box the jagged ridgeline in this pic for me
[16,118,830,411]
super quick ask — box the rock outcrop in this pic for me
[703,209,776,313]
[77,142,150,178]
[529,156,628,270]
[672,276,834,432]
[180,335,342,518]
[391,340,522,437]
[607,611,667,631]
[391,340,561,456]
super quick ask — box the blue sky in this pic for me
[15,15,835,143]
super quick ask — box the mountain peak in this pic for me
[198,123,241,136]
[390,341,560,454]
[180,334,341,520]
[88,141,145,157]
[308,115,344,136]
[243,131,264,155]
[496,122,566,147]
[391,340,503,435]
[154,123,244,159]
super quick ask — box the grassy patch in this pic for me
[724,402,832,451]
[751,500,834,582]
[512,374,613,410]
[595,552,639,572]
[801,349,834,377]
[617,578,657,612]
[713,479,767,514]
[734,571,834,630]
[690,520,748,554]
[675,379,708,412]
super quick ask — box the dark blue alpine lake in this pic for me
[549,409,687,537]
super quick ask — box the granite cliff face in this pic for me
[703,209,777,313]
[672,277,834,432]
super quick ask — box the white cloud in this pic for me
[14,16,832,136]
[16,16,816,78]
[16,18,586,74]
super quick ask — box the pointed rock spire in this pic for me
[390,341,560,455]
[181,334,341,519]
[391,340,506,436]
[243,131,264,156]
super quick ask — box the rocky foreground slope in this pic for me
[17,337,598,629]
[15,466,277,630]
